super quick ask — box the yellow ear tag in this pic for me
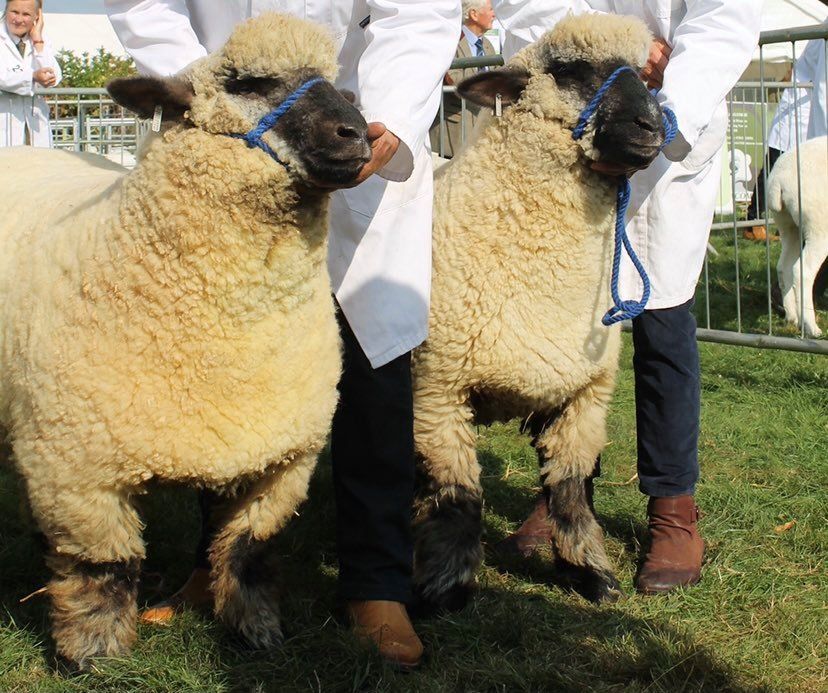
[151,105,163,132]
[495,93,502,118]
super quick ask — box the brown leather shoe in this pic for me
[139,567,213,625]
[636,495,704,595]
[743,225,767,241]
[346,600,423,670]
[491,496,554,559]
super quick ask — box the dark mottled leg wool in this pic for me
[48,555,140,670]
[412,484,483,614]
[546,477,621,604]
[210,530,283,649]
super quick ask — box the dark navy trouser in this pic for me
[331,307,415,604]
[631,299,700,497]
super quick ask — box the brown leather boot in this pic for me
[346,600,423,670]
[491,496,554,559]
[636,495,704,595]
[139,567,213,625]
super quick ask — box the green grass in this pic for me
[0,338,825,693]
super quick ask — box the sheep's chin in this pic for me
[300,157,368,190]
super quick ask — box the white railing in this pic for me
[40,87,145,168]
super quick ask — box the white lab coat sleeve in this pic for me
[805,27,827,139]
[0,50,33,94]
[493,0,601,58]
[358,0,460,182]
[658,0,762,161]
[105,0,207,76]
[32,39,63,86]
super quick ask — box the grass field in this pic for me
[0,236,826,692]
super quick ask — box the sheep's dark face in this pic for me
[107,70,371,188]
[458,57,664,175]
[546,57,665,172]
[222,67,372,187]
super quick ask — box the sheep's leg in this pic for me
[412,388,482,613]
[799,237,828,337]
[777,225,801,328]
[32,486,144,670]
[208,454,315,648]
[535,374,621,604]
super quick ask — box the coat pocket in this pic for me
[679,103,727,172]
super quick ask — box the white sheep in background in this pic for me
[412,13,668,610]
[767,135,828,338]
[0,14,369,669]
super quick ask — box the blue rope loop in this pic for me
[570,65,678,325]
[229,76,325,164]
[601,178,650,325]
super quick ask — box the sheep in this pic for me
[767,135,828,338]
[0,13,369,669]
[412,13,667,610]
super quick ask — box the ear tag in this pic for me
[151,105,163,132]
[494,93,502,118]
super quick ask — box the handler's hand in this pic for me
[30,9,44,43]
[640,37,671,90]
[33,68,56,87]
[351,121,400,185]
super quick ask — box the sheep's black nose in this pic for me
[336,125,363,140]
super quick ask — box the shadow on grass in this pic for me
[1,459,770,693]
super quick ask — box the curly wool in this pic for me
[415,13,654,494]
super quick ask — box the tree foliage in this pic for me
[56,48,136,88]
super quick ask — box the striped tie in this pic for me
[17,39,26,57]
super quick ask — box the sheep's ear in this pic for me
[457,68,531,109]
[107,76,194,120]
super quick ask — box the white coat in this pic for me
[106,0,460,367]
[0,23,62,147]
[494,0,762,309]
[806,24,827,140]
[768,27,827,153]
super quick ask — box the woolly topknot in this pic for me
[515,12,651,74]
[195,12,339,85]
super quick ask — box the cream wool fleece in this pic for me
[0,13,342,563]
[415,13,654,490]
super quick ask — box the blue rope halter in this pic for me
[229,76,324,165]
[571,65,678,325]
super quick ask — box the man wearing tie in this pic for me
[429,0,497,158]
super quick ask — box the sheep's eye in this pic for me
[226,75,282,96]
[546,60,592,85]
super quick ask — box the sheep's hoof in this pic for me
[236,622,284,650]
[411,582,472,618]
[55,655,88,676]
[554,558,623,604]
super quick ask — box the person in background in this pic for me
[492,0,762,595]
[0,0,61,147]
[805,22,826,140]
[745,31,825,241]
[429,0,497,158]
[106,0,459,670]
